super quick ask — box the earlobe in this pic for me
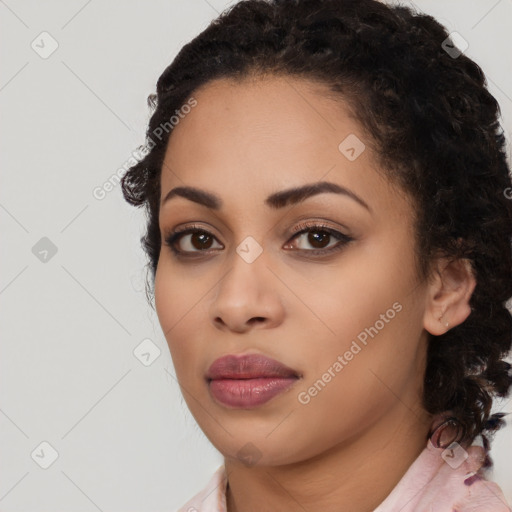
[423,257,476,336]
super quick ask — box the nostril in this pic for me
[249,317,266,325]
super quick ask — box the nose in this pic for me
[209,251,285,334]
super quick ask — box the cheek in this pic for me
[154,261,178,337]
[154,256,209,330]
[305,234,417,344]
[295,226,425,395]
[154,260,204,369]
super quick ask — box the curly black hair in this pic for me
[121,0,512,462]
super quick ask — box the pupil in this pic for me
[309,231,329,248]
[193,233,212,250]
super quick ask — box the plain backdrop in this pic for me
[1,1,511,510]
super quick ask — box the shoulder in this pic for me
[376,441,511,512]
[442,445,511,512]
[175,465,228,512]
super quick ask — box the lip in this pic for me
[206,353,300,380]
[206,353,301,409]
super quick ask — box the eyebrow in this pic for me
[161,181,371,212]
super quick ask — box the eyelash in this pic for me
[163,221,353,259]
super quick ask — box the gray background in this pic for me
[1,1,511,510]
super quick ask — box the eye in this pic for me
[164,224,223,257]
[285,221,353,255]
[163,221,353,259]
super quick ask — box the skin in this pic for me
[154,75,476,512]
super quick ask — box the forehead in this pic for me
[163,76,370,179]
[168,74,356,146]
[159,74,410,220]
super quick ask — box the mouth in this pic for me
[205,353,301,408]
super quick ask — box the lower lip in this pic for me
[208,377,299,408]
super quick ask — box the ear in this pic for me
[423,256,476,336]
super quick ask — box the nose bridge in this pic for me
[218,235,269,300]
[210,237,284,330]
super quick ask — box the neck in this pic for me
[225,405,433,512]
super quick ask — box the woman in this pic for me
[121,0,512,510]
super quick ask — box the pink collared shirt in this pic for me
[176,439,511,512]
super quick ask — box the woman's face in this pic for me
[155,75,433,466]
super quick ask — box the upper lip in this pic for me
[206,353,300,380]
